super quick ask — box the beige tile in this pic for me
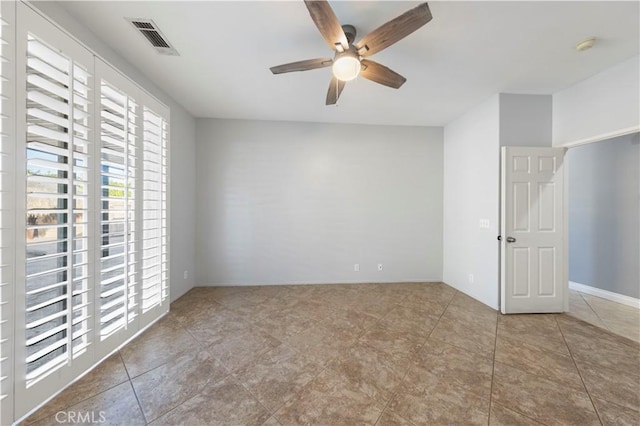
[449,292,498,317]
[490,403,541,425]
[131,349,229,421]
[183,307,251,346]
[30,282,640,426]
[497,313,569,355]
[350,294,397,319]
[274,368,383,425]
[232,344,323,411]
[31,382,145,426]
[327,342,406,406]
[250,308,316,341]
[600,317,640,343]
[170,293,226,326]
[566,291,607,329]
[443,299,497,328]
[582,294,640,325]
[287,299,336,322]
[411,338,493,399]
[150,377,270,426]
[285,323,356,365]
[358,324,425,369]
[25,353,129,423]
[576,360,640,412]
[261,416,283,426]
[492,362,600,426]
[376,409,414,426]
[592,397,640,426]
[557,315,640,372]
[206,326,282,371]
[388,371,490,425]
[429,309,496,359]
[494,335,583,389]
[120,315,201,378]
[378,305,440,338]
[320,308,379,340]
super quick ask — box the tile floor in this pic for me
[567,289,640,343]
[24,283,640,425]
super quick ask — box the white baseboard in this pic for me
[199,279,443,287]
[569,281,640,309]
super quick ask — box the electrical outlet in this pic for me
[378,264,383,271]
[183,270,188,280]
[479,219,490,229]
[468,273,474,283]
[354,263,360,272]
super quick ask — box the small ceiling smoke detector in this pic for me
[126,18,179,56]
[575,37,596,52]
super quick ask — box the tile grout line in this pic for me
[577,292,612,333]
[25,354,134,425]
[373,290,458,426]
[120,350,149,425]
[227,373,277,423]
[144,369,236,425]
[553,315,604,426]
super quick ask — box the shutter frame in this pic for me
[0,1,15,424]
[14,3,96,417]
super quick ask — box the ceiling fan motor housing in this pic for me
[342,24,357,45]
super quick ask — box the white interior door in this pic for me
[500,146,567,314]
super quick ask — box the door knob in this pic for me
[506,236,516,243]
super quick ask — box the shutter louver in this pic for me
[24,34,92,385]
[0,3,14,424]
[99,80,138,339]
[141,108,168,312]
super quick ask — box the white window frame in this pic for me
[0,1,16,424]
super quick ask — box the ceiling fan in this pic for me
[270,0,432,105]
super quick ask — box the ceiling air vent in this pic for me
[126,18,179,56]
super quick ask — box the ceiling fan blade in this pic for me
[355,2,432,57]
[326,76,346,105]
[360,60,407,89]
[304,0,349,51]
[270,58,333,74]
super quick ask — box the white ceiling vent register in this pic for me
[126,18,179,56]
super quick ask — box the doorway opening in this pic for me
[565,132,639,343]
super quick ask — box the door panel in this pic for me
[500,146,567,313]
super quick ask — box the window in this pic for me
[11,3,170,420]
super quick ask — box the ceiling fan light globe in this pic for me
[332,56,361,81]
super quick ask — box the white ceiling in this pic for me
[58,1,639,126]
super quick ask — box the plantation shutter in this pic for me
[15,4,95,416]
[0,2,14,424]
[140,97,169,324]
[12,3,170,421]
[95,59,141,357]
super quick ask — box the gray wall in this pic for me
[443,95,501,308]
[499,94,552,147]
[31,1,197,301]
[443,93,552,309]
[568,133,640,298]
[553,55,640,146]
[196,119,444,286]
